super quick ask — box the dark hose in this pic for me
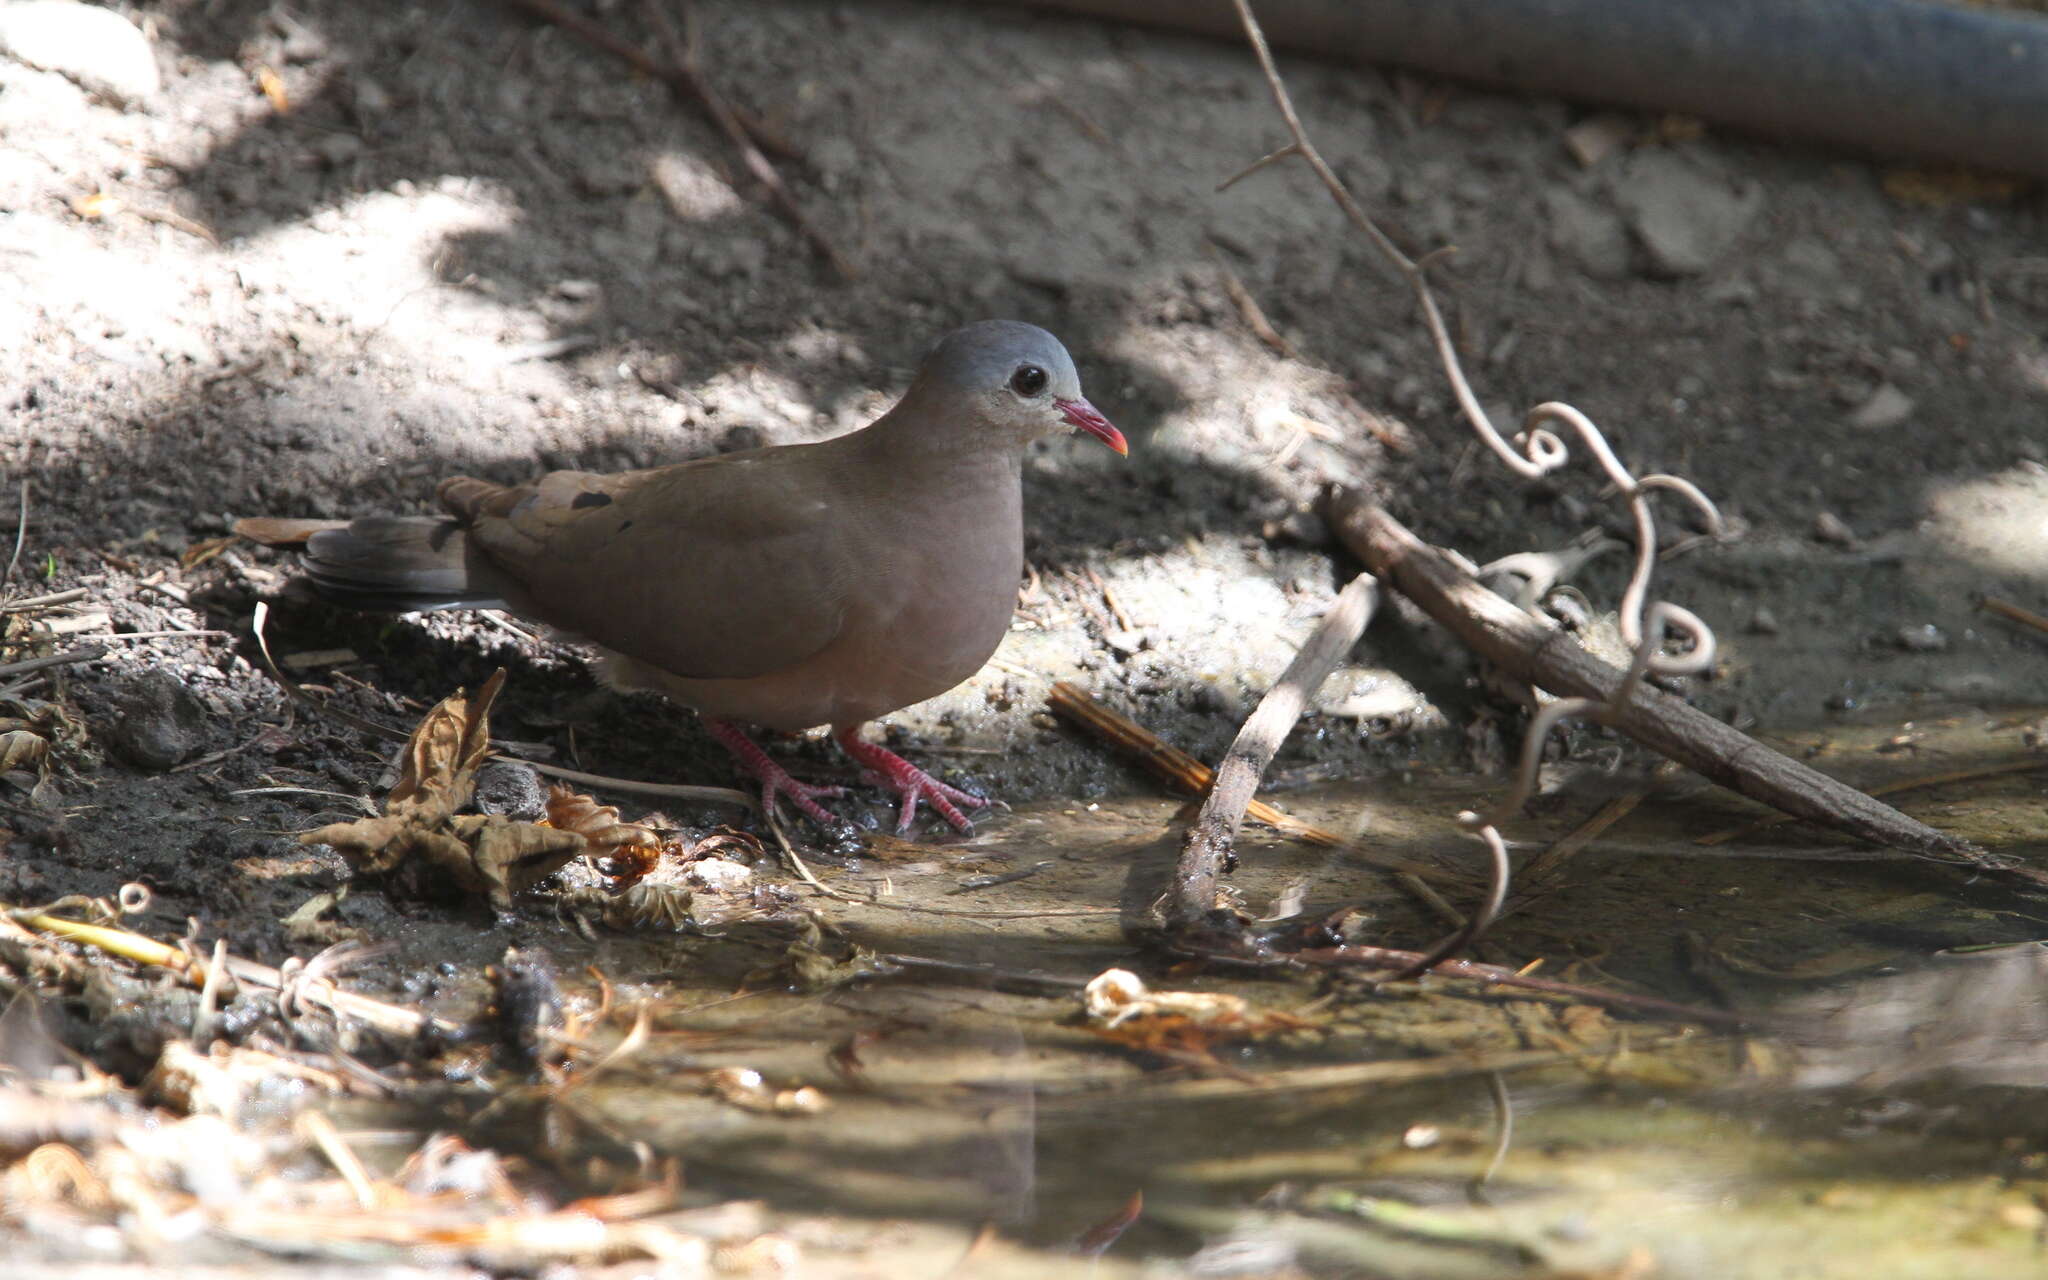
[975,0,2048,178]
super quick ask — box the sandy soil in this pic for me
[2,0,2047,1270]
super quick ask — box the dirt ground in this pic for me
[3,0,2048,1274]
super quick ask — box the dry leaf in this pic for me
[256,66,290,112]
[300,671,578,907]
[545,787,655,852]
[458,815,585,903]
[70,191,121,220]
[0,730,48,774]
[180,536,235,569]
[1883,166,2026,208]
[387,669,502,812]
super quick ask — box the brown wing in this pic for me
[450,444,861,682]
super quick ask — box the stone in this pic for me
[686,857,752,892]
[1610,149,1763,277]
[1812,511,1856,546]
[101,670,206,771]
[1893,624,1948,653]
[0,1,159,105]
[474,761,548,820]
[1543,187,1629,280]
[1847,383,1915,430]
[1563,113,1634,168]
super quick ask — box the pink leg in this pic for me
[705,718,846,829]
[831,725,991,835]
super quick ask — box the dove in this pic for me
[237,320,1127,834]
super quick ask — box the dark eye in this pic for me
[1009,364,1048,396]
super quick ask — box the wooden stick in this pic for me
[1162,574,1378,929]
[1981,595,2048,638]
[0,645,106,678]
[1045,681,1452,883]
[1696,756,2048,847]
[17,913,459,1040]
[1319,486,2043,887]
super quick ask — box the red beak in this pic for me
[1058,397,1128,456]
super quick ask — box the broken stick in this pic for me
[1160,573,1378,930]
[1320,485,2046,889]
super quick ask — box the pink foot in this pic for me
[705,718,846,829]
[832,725,991,835]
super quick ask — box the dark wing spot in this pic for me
[570,491,614,509]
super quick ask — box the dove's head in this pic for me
[912,320,1127,455]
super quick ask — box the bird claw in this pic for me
[706,717,851,833]
[757,774,846,830]
[832,728,992,835]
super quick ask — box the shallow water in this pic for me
[431,701,2048,1277]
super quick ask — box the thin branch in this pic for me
[1382,824,1509,982]
[1320,487,2037,883]
[1222,0,1752,965]
[0,587,88,612]
[1160,574,1378,930]
[11,910,461,1040]
[1289,942,1761,1030]
[0,645,106,679]
[505,756,753,810]
[499,0,854,279]
[649,0,856,279]
[1046,680,1454,882]
[2,478,26,594]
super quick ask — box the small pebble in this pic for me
[1812,511,1856,545]
[101,671,208,771]
[1893,623,1948,652]
[686,857,753,892]
[1102,627,1150,658]
[1847,383,1915,430]
[474,761,547,820]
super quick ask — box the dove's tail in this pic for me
[235,516,508,613]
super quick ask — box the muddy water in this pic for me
[458,702,2048,1277]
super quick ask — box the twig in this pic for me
[1518,789,1647,884]
[1207,241,1296,358]
[647,0,854,279]
[1160,574,1378,930]
[1695,756,2048,847]
[1981,595,2048,638]
[1289,943,1759,1029]
[0,588,88,612]
[504,755,754,810]
[1319,488,2040,884]
[10,910,460,1039]
[1084,566,1134,631]
[494,0,798,155]
[1047,1045,1575,1106]
[1046,680,1454,882]
[872,951,1090,994]
[501,0,853,278]
[0,645,107,679]
[70,629,233,642]
[2,477,26,594]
